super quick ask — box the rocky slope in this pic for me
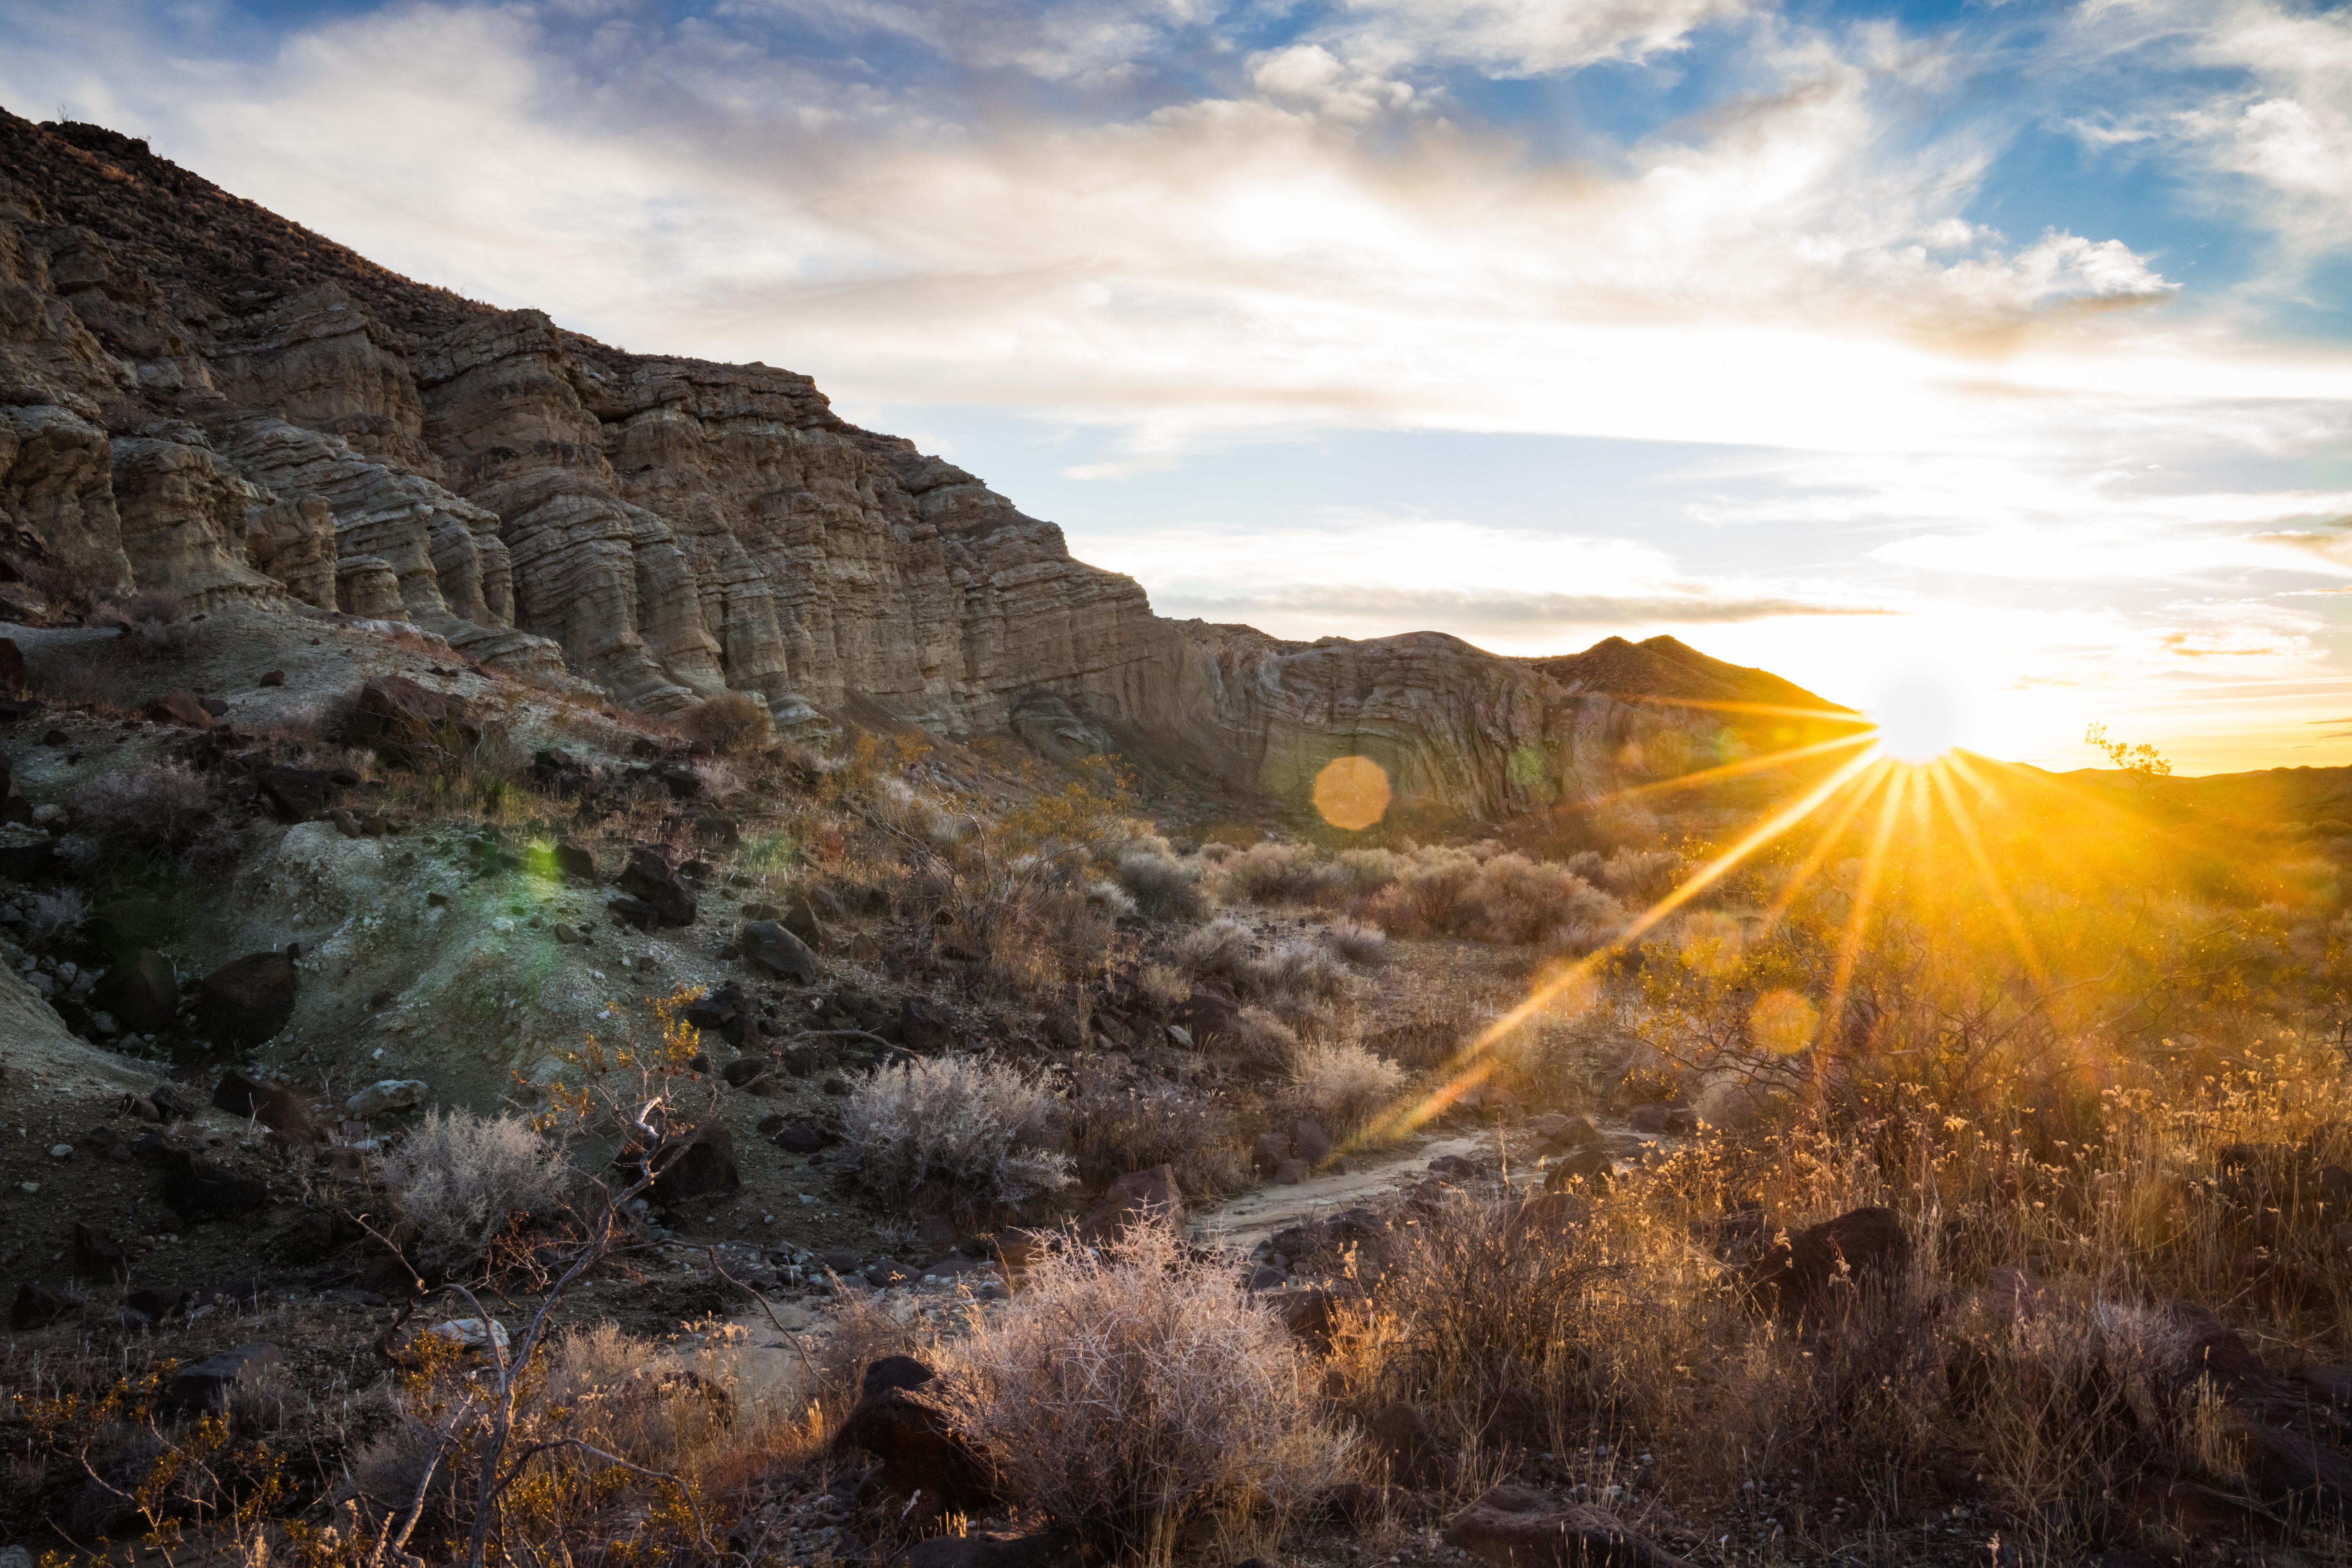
[0,111,1858,819]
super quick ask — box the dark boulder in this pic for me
[144,689,216,730]
[551,841,596,880]
[0,636,26,696]
[167,1343,283,1411]
[616,847,697,926]
[721,1056,777,1091]
[211,1069,319,1140]
[772,1120,839,1155]
[73,1222,128,1282]
[740,920,817,983]
[619,1125,741,1203]
[158,1150,268,1221]
[831,1367,997,1521]
[346,675,479,763]
[1188,986,1240,1044]
[1251,1131,1291,1176]
[191,951,298,1049]
[898,996,956,1052]
[93,948,177,1034]
[255,765,338,822]
[1086,1164,1183,1238]
[88,895,168,958]
[684,984,746,1032]
[10,1282,77,1330]
[1743,1206,1907,1318]
[1369,1401,1458,1490]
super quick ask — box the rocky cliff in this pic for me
[0,111,1857,820]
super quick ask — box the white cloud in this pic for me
[1320,0,1752,76]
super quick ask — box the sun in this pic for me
[1869,701,1967,764]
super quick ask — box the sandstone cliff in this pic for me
[0,110,1857,820]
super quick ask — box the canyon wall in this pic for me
[0,112,1854,820]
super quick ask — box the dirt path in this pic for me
[1187,1127,1529,1254]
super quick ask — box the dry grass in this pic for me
[932,1222,1351,1561]
[840,1054,1076,1217]
[1066,1069,1251,1197]
[381,1109,572,1272]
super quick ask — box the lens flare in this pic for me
[1313,755,1391,831]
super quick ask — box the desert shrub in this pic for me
[1226,1005,1300,1068]
[347,1320,740,1561]
[22,888,87,945]
[1251,939,1352,1005]
[1171,916,1255,987]
[381,1109,570,1271]
[1321,917,1388,967]
[1570,845,1685,901]
[841,1054,1075,1215]
[1067,1070,1248,1197]
[1285,1042,1405,1137]
[677,690,772,755]
[1135,960,1191,1010]
[932,1221,1348,1557]
[1114,844,1208,923]
[70,760,217,859]
[1216,841,1361,908]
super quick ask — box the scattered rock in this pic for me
[158,1149,269,1221]
[1274,1157,1308,1185]
[1251,1131,1291,1176]
[347,675,479,763]
[345,1079,429,1118]
[1444,1483,1694,1568]
[9,1282,76,1330]
[899,996,956,1051]
[1369,1401,1459,1490]
[191,951,299,1049]
[831,1361,997,1521]
[88,895,168,957]
[740,920,818,983]
[93,948,177,1034]
[616,847,697,927]
[258,669,285,686]
[168,1343,284,1410]
[621,1125,742,1202]
[552,841,596,880]
[1743,1206,1907,1317]
[1188,986,1240,1044]
[1294,1118,1334,1166]
[772,1120,838,1154]
[1086,1164,1184,1237]
[73,1222,129,1282]
[144,689,216,729]
[212,1068,320,1139]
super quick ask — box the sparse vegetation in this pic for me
[932,1221,1350,1558]
[381,1109,572,1272]
[840,1054,1076,1215]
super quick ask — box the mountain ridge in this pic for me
[0,108,1855,821]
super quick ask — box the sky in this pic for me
[7,0,2352,773]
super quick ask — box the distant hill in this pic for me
[1527,635,1856,716]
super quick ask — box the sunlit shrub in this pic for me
[841,1054,1075,1214]
[382,1109,570,1271]
[933,1222,1348,1556]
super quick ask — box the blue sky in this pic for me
[9,0,2352,769]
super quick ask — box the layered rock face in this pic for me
[0,109,1855,818]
